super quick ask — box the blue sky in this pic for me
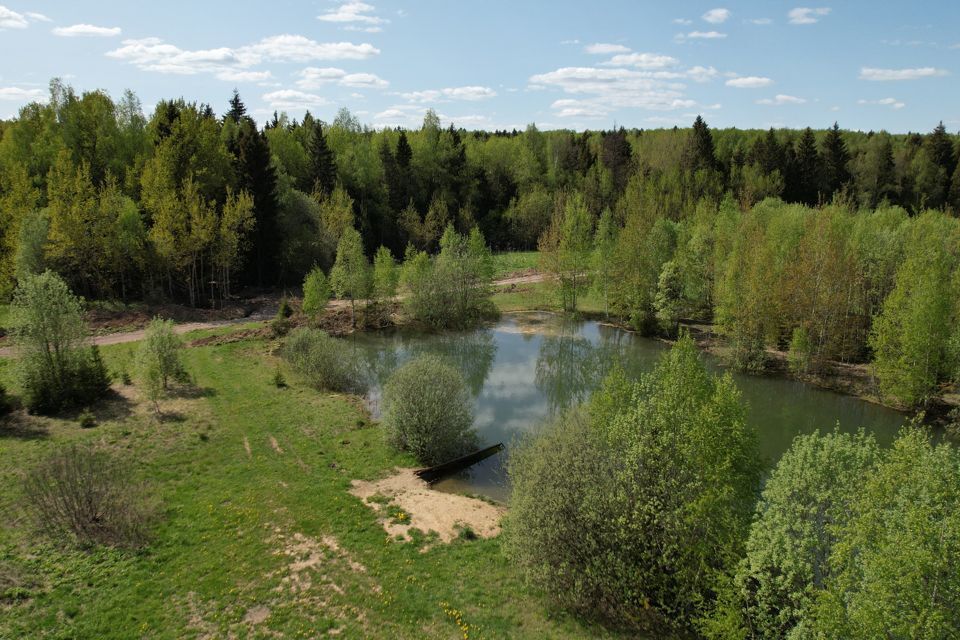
[1,1,958,132]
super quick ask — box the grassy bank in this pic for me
[0,334,618,639]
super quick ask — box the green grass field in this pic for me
[490,252,539,280]
[0,329,619,639]
[492,280,609,317]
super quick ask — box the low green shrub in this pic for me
[281,327,366,393]
[381,354,477,466]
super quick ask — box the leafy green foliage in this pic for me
[136,317,188,411]
[381,354,477,466]
[281,327,366,394]
[809,429,960,638]
[400,226,495,329]
[330,226,372,326]
[301,267,331,318]
[708,431,879,639]
[508,335,760,634]
[10,271,110,414]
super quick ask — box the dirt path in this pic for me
[0,273,546,358]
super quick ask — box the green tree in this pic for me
[136,317,187,413]
[382,354,477,466]
[10,271,110,414]
[538,192,593,312]
[508,335,760,635]
[869,212,958,406]
[821,122,851,199]
[707,431,879,639]
[809,429,960,639]
[653,259,684,336]
[301,266,331,317]
[372,246,398,302]
[591,208,617,318]
[329,226,371,327]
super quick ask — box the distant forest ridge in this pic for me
[0,80,958,303]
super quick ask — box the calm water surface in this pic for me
[353,312,906,502]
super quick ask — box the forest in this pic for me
[1,79,959,408]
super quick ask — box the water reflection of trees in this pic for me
[359,329,498,398]
[534,321,630,414]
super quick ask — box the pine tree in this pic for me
[309,122,337,195]
[792,127,820,205]
[227,90,246,124]
[928,121,957,177]
[821,122,851,200]
[395,130,412,168]
[683,115,718,173]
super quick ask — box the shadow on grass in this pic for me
[0,412,49,440]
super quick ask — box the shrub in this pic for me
[382,354,477,466]
[706,431,880,639]
[136,317,187,412]
[272,365,287,388]
[302,267,332,317]
[271,297,293,337]
[11,271,111,414]
[281,327,366,393]
[23,445,155,548]
[507,335,761,635]
[78,409,97,429]
[400,226,495,330]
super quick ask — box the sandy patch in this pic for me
[243,436,252,458]
[243,604,270,625]
[350,469,505,543]
[269,435,284,454]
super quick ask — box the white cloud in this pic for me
[756,94,806,105]
[676,30,727,41]
[262,89,329,109]
[749,18,773,25]
[341,72,388,88]
[672,18,692,25]
[296,66,388,90]
[859,66,949,81]
[52,24,122,37]
[25,11,49,22]
[702,8,731,24]
[317,2,387,27]
[398,86,496,102]
[372,104,494,129]
[788,7,831,25]
[726,76,773,88]
[0,86,45,100]
[584,43,631,55]
[215,70,273,83]
[0,5,27,29]
[529,66,704,118]
[602,52,678,69]
[106,35,379,76]
[858,97,905,109]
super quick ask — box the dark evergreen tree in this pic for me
[751,128,785,176]
[928,121,957,177]
[821,122,851,200]
[600,127,633,194]
[682,115,718,172]
[395,130,412,168]
[950,158,960,212]
[308,122,337,195]
[791,127,820,205]
[235,119,280,286]
[227,90,246,124]
[873,135,898,206]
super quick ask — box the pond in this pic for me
[353,312,907,502]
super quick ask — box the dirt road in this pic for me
[0,273,545,358]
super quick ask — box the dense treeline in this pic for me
[2,80,959,303]
[2,80,959,405]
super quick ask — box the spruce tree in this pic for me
[792,127,820,205]
[683,115,718,173]
[309,122,337,195]
[928,121,957,177]
[821,122,851,200]
[235,120,279,286]
[395,130,412,168]
[226,89,246,124]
